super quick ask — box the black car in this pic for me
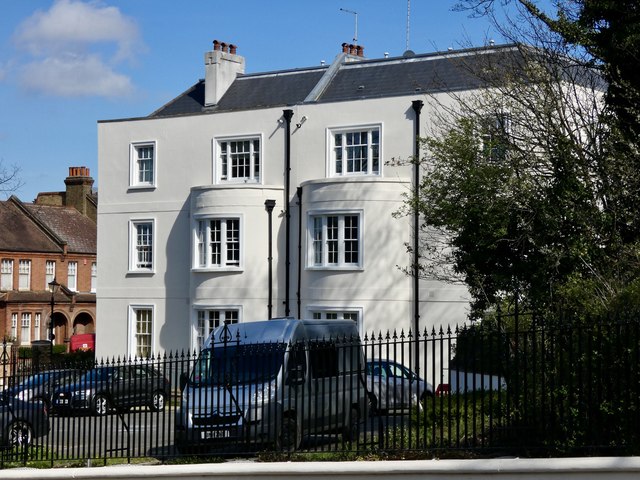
[52,364,170,416]
[3,369,83,410]
[0,395,49,447]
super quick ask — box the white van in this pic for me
[174,318,367,452]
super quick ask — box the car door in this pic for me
[386,362,414,408]
[131,366,152,406]
[110,366,132,407]
[367,360,390,409]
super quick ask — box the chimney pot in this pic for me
[349,44,357,55]
[342,42,349,54]
[213,40,221,51]
[221,42,228,53]
[229,44,237,55]
[356,45,364,57]
[69,166,90,177]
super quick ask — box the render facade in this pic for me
[94,41,504,358]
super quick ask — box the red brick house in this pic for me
[0,167,96,350]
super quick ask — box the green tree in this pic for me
[453,1,640,300]
[404,43,610,318]
[399,2,640,320]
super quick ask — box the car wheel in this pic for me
[93,394,109,416]
[342,407,360,443]
[150,391,166,412]
[277,416,300,452]
[367,393,379,416]
[8,420,33,447]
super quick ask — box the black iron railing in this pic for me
[2,316,640,467]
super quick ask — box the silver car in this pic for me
[365,359,433,412]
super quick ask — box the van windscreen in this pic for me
[190,343,286,386]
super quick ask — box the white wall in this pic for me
[97,91,470,358]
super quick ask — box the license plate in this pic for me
[201,430,230,439]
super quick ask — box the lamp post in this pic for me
[48,278,60,353]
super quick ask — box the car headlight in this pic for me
[17,389,34,401]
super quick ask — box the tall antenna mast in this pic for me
[406,0,411,52]
[340,8,358,43]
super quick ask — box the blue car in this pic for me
[0,395,49,447]
[3,369,83,410]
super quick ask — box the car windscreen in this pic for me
[79,367,114,383]
[21,371,77,388]
[19,373,50,387]
[190,342,286,386]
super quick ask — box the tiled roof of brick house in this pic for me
[0,196,96,255]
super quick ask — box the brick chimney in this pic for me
[204,39,245,107]
[64,166,95,219]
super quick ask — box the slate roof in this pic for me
[0,197,96,255]
[149,44,521,119]
[0,200,60,253]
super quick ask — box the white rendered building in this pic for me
[96,41,490,358]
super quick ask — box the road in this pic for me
[45,406,176,460]
[38,406,407,461]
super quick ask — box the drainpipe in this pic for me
[283,109,294,317]
[265,199,276,319]
[411,99,424,373]
[296,187,303,318]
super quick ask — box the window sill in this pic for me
[127,184,156,192]
[306,266,364,272]
[219,179,261,185]
[191,267,244,273]
[126,270,155,277]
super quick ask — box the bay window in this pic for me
[309,212,362,268]
[194,216,242,269]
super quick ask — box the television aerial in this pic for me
[340,8,358,44]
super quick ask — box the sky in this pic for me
[0,0,516,203]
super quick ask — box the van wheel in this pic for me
[342,407,360,443]
[277,416,300,452]
[175,441,202,455]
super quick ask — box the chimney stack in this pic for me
[204,39,245,107]
[64,166,95,219]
